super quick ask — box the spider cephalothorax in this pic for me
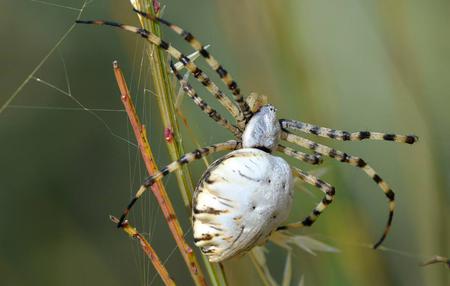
[242,104,281,152]
[77,9,419,262]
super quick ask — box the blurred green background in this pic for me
[0,0,448,285]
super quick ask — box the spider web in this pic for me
[0,1,183,285]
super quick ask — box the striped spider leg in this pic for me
[281,119,418,144]
[277,167,336,231]
[279,123,418,248]
[75,20,245,133]
[277,144,323,165]
[169,61,241,137]
[170,60,323,166]
[118,140,242,226]
[133,9,253,128]
[170,62,323,165]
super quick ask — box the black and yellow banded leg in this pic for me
[117,140,241,226]
[277,167,335,231]
[280,119,418,144]
[281,130,394,249]
[277,144,322,165]
[169,61,241,137]
[75,20,243,130]
[134,9,252,127]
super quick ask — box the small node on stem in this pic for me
[165,127,174,143]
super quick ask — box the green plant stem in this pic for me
[138,2,193,209]
[133,1,227,285]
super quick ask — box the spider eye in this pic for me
[264,105,275,112]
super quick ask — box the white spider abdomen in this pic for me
[192,148,293,262]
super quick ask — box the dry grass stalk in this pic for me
[110,216,176,286]
[113,61,207,286]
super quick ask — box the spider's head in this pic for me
[242,104,281,152]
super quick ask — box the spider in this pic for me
[77,9,418,262]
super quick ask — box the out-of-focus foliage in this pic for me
[0,0,448,285]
